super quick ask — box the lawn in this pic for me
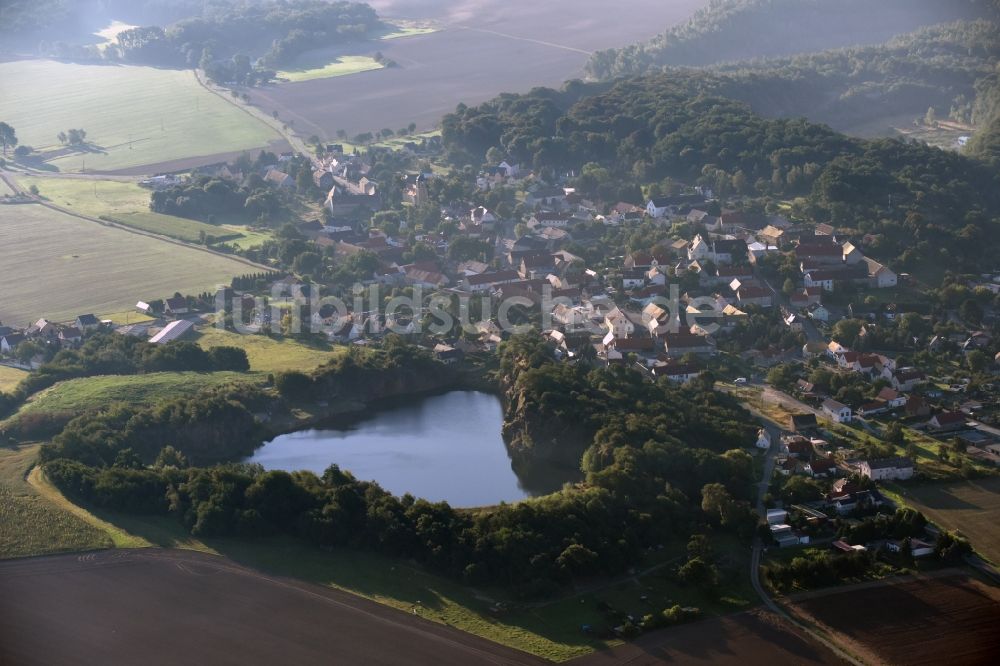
[0,366,28,394]
[0,204,256,325]
[20,176,246,243]
[0,59,280,172]
[277,55,384,83]
[889,477,1000,566]
[196,327,344,374]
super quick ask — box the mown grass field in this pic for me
[889,477,1000,566]
[0,59,279,172]
[277,55,385,82]
[0,366,27,394]
[21,176,245,243]
[0,204,255,325]
[196,327,344,373]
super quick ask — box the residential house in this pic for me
[662,333,715,357]
[928,411,967,432]
[803,269,837,292]
[891,367,926,392]
[164,297,189,316]
[864,257,898,288]
[604,307,635,339]
[842,241,864,264]
[528,212,571,229]
[859,457,914,481]
[807,303,831,322]
[736,284,773,308]
[75,314,101,331]
[433,344,464,364]
[821,399,852,423]
[877,387,907,409]
[313,169,335,190]
[0,332,25,353]
[58,326,83,345]
[653,362,700,383]
[468,206,498,230]
[905,396,931,418]
[790,413,819,432]
[758,225,785,246]
[805,458,837,477]
[463,270,519,293]
[519,253,556,280]
[621,268,647,290]
[265,169,295,190]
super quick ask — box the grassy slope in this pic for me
[0,444,111,558]
[0,60,279,172]
[195,328,344,373]
[0,204,253,326]
[21,176,244,243]
[0,366,28,393]
[277,56,384,83]
[13,371,254,419]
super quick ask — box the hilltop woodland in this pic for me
[585,0,999,79]
[38,336,758,596]
[441,59,1000,278]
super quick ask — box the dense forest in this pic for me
[442,69,1000,275]
[585,0,996,80]
[705,21,1000,133]
[40,337,759,594]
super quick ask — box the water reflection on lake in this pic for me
[247,391,572,507]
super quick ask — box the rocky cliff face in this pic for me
[500,373,592,470]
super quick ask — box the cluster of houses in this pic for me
[0,314,103,366]
[0,297,204,365]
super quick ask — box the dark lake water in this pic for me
[247,391,566,507]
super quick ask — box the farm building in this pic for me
[149,320,194,345]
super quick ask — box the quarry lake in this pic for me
[247,391,564,507]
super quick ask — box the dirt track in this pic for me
[0,549,544,666]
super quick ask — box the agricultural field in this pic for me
[890,477,1000,566]
[0,549,552,666]
[792,574,1000,665]
[0,366,27,394]
[0,204,257,325]
[0,59,281,173]
[19,176,249,244]
[196,328,344,374]
[277,55,385,83]
[248,0,703,136]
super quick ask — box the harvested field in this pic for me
[792,574,1000,666]
[0,549,546,666]
[570,610,845,665]
[0,204,257,326]
[248,0,703,136]
[894,477,1000,566]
